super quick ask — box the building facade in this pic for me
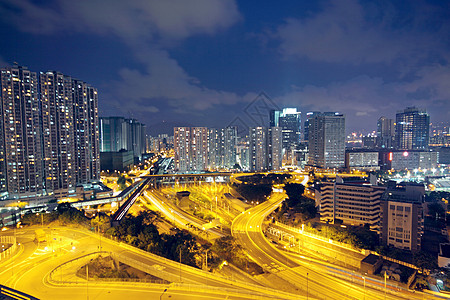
[308,112,345,169]
[0,66,100,199]
[100,117,146,162]
[249,127,268,172]
[317,177,385,230]
[0,66,43,198]
[174,127,208,172]
[380,182,424,251]
[270,108,301,153]
[268,127,282,170]
[377,116,395,148]
[40,72,100,194]
[396,107,430,150]
[345,151,380,171]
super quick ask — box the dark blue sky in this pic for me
[1,0,449,134]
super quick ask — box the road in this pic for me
[231,190,440,300]
[0,226,297,300]
[143,190,225,240]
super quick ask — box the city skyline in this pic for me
[0,0,449,134]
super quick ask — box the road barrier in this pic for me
[0,235,17,262]
[0,284,39,300]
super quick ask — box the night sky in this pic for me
[0,0,449,135]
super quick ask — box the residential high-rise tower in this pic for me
[0,66,43,198]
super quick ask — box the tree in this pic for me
[284,183,305,207]
[91,214,111,233]
[427,202,445,220]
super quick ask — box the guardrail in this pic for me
[274,221,363,253]
[48,251,170,285]
[0,235,17,262]
[0,284,39,300]
[63,226,302,299]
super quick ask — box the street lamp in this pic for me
[160,288,167,300]
[36,213,43,227]
[306,272,309,300]
[362,276,366,300]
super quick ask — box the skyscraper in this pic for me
[100,117,127,152]
[249,127,267,172]
[377,116,395,148]
[174,127,208,171]
[396,107,430,150]
[268,127,282,170]
[72,79,100,183]
[0,66,43,198]
[303,111,321,142]
[100,117,146,162]
[190,127,208,171]
[174,127,191,171]
[308,112,345,169]
[270,108,301,153]
[207,128,223,169]
[1,66,100,199]
[248,126,281,171]
[40,71,76,192]
[223,126,237,169]
[40,71,100,193]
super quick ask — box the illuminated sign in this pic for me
[403,151,409,157]
[389,152,393,161]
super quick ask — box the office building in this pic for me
[345,150,380,171]
[100,150,134,172]
[100,117,127,152]
[396,107,430,150]
[308,112,345,169]
[0,66,43,198]
[380,182,424,251]
[100,117,146,162]
[317,176,385,230]
[377,117,395,148]
[270,108,301,151]
[303,111,321,142]
[389,150,438,171]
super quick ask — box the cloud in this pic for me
[109,47,255,113]
[275,62,450,131]
[0,55,10,67]
[0,0,245,115]
[271,0,448,65]
[0,0,241,42]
